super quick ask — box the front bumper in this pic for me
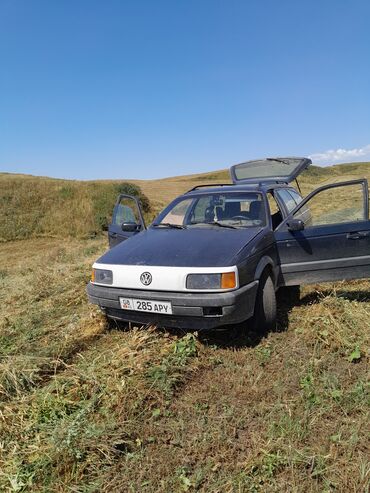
[87,281,258,329]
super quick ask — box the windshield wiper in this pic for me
[266,158,290,165]
[191,221,238,229]
[153,223,187,229]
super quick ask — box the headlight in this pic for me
[186,272,236,290]
[91,269,113,285]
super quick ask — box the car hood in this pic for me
[97,227,263,267]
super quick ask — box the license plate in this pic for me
[119,297,173,315]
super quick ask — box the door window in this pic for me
[112,196,141,226]
[291,182,367,227]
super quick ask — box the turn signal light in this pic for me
[91,269,95,282]
[221,272,236,289]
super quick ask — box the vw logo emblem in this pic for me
[140,272,152,286]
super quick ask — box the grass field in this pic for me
[0,162,369,492]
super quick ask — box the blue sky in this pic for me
[1,0,370,180]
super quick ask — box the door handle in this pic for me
[347,232,369,240]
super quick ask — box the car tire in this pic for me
[105,315,118,330]
[249,271,277,333]
[278,285,300,303]
[105,315,130,331]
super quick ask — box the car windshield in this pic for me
[155,192,266,229]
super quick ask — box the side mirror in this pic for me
[121,222,141,232]
[287,219,304,232]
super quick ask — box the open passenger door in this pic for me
[275,179,370,285]
[108,194,146,248]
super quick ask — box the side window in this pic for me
[267,192,283,230]
[287,189,303,207]
[112,197,141,225]
[267,193,279,215]
[292,182,367,227]
[162,199,193,225]
[276,189,297,213]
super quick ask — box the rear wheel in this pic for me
[249,271,277,333]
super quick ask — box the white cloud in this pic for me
[309,144,370,164]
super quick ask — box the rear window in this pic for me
[231,158,307,183]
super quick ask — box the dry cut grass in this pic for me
[0,237,369,492]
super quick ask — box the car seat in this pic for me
[248,200,263,221]
[224,202,241,219]
[215,206,224,220]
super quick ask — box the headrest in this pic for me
[249,200,262,219]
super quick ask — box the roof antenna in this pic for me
[295,178,302,194]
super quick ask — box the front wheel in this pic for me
[249,272,277,333]
[278,285,300,304]
[104,314,128,330]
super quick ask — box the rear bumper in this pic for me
[87,281,258,329]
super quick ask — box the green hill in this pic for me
[0,174,150,242]
[1,162,369,242]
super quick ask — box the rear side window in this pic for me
[287,189,303,207]
[275,189,297,213]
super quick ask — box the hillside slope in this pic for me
[0,175,149,241]
[133,162,370,211]
[1,162,369,241]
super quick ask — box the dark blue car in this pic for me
[87,157,370,331]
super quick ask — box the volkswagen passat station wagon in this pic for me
[87,157,370,331]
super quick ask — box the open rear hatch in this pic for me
[230,157,311,185]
